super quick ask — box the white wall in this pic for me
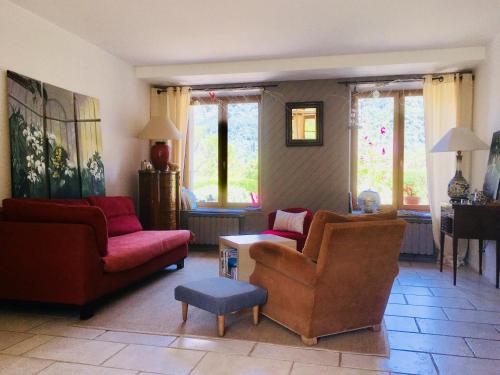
[0,0,149,201]
[469,33,500,285]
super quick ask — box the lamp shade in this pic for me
[137,116,182,141]
[430,127,489,153]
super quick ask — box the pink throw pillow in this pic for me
[273,210,307,234]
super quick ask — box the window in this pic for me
[351,90,429,210]
[190,96,260,207]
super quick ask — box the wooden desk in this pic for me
[440,203,500,288]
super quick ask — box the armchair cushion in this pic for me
[303,209,397,261]
[87,196,142,237]
[250,241,317,287]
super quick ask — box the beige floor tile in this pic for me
[429,287,470,298]
[396,277,451,288]
[468,298,500,312]
[433,354,500,375]
[30,321,105,339]
[416,318,500,340]
[384,304,446,319]
[390,285,432,296]
[1,335,54,355]
[170,336,254,355]
[341,350,436,375]
[39,362,136,374]
[251,343,339,366]
[103,344,204,374]
[405,295,475,309]
[387,331,473,356]
[96,331,176,346]
[383,316,418,333]
[0,313,49,333]
[444,308,500,325]
[191,352,291,375]
[387,295,406,304]
[0,354,52,374]
[292,362,388,374]
[465,338,500,359]
[0,331,33,351]
[25,337,125,365]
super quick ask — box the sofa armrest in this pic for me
[0,221,104,305]
[2,199,108,256]
[249,241,317,286]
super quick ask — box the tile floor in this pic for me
[0,261,499,374]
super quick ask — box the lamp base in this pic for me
[448,171,470,203]
[151,141,169,171]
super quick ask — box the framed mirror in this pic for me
[286,101,323,146]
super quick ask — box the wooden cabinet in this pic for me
[138,170,180,230]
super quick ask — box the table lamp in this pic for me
[430,127,489,202]
[138,116,182,171]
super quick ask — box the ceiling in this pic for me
[10,0,500,84]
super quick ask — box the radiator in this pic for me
[186,213,244,245]
[400,219,434,255]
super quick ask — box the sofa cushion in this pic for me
[103,230,191,272]
[20,198,90,206]
[87,196,142,237]
[273,210,308,234]
[2,199,108,256]
[262,229,307,252]
[262,229,305,241]
[302,210,398,261]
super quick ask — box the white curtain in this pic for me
[150,87,191,187]
[423,73,474,266]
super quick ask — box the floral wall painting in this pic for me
[483,131,500,201]
[7,71,48,198]
[7,70,105,199]
[75,93,105,197]
[44,83,81,198]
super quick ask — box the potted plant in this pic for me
[404,185,421,205]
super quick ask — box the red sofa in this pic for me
[261,208,314,251]
[0,196,190,318]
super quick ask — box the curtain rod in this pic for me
[337,72,473,86]
[154,82,279,93]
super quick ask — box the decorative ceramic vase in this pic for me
[358,189,381,213]
[150,141,169,171]
[448,152,470,202]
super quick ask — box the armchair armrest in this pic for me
[249,241,317,286]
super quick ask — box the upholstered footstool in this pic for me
[174,277,267,336]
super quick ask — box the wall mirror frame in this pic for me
[285,101,323,147]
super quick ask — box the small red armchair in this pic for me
[261,208,313,251]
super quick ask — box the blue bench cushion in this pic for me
[174,277,267,315]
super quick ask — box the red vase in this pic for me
[150,141,169,171]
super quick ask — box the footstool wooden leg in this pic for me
[182,303,188,322]
[301,336,317,346]
[218,315,225,336]
[252,305,259,325]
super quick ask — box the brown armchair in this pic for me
[249,210,406,345]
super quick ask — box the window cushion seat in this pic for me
[103,230,191,272]
[261,229,306,252]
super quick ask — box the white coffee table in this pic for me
[219,234,297,282]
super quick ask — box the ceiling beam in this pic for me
[135,46,485,84]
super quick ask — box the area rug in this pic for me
[78,250,389,356]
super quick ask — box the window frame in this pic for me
[190,95,261,208]
[351,89,429,211]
